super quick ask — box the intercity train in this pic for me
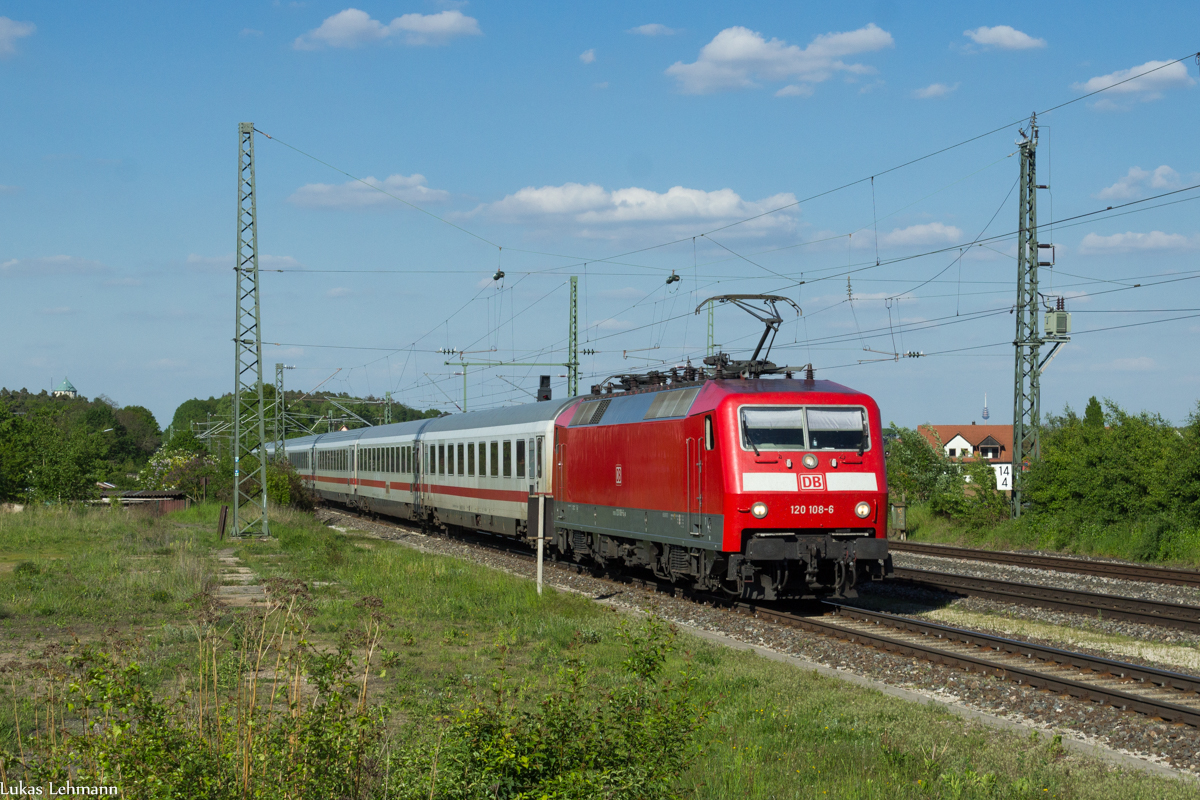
[268,374,892,599]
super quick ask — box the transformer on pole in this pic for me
[1012,113,1042,519]
[233,122,270,538]
[568,275,579,396]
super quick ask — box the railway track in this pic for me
[323,507,1200,728]
[889,540,1200,589]
[892,567,1200,634]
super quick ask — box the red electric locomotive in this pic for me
[550,374,890,599]
[547,295,892,598]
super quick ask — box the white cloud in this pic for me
[666,23,893,95]
[0,17,35,58]
[0,185,21,194]
[1078,231,1200,254]
[593,318,634,331]
[775,84,814,98]
[326,287,352,298]
[288,174,450,209]
[1072,60,1195,105]
[0,255,107,275]
[879,222,963,247]
[962,25,1045,51]
[294,8,481,49]
[629,24,678,36]
[593,81,609,90]
[186,253,303,272]
[579,48,595,64]
[482,182,796,228]
[41,307,75,316]
[1104,356,1157,372]
[1096,166,1183,200]
[912,82,959,99]
[240,28,263,37]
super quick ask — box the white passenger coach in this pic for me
[264,399,574,536]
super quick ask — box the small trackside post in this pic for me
[537,494,546,596]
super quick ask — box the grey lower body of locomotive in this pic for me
[542,498,892,600]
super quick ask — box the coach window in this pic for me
[490,442,499,477]
[447,444,454,475]
[457,443,465,476]
[536,436,544,479]
[467,442,475,476]
[479,442,487,477]
[438,444,445,475]
[502,441,512,478]
[516,440,525,479]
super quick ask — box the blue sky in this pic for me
[2,2,1198,430]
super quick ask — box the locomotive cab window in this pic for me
[807,408,868,451]
[704,415,715,451]
[740,406,869,452]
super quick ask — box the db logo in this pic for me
[615,464,623,486]
[799,474,825,490]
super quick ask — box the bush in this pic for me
[390,618,710,799]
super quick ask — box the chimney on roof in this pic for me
[972,421,976,425]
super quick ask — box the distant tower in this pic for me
[53,377,79,399]
[982,393,990,421]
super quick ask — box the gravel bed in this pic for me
[894,551,1200,608]
[318,508,1200,778]
[855,580,1200,647]
[848,581,1200,672]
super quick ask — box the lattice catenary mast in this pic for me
[568,275,579,396]
[233,122,270,537]
[1012,113,1043,519]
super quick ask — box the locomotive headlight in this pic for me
[854,501,872,519]
[802,453,818,469]
[751,502,768,519]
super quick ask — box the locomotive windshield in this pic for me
[741,406,868,452]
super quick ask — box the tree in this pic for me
[115,405,162,457]
[884,424,952,503]
[1084,396,1105,429]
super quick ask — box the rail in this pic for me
[889,540,1200,589]
[892,567,1200,634]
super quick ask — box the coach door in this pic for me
[686,437,703,536]
[351,444,360,497]
[412,441,424,518]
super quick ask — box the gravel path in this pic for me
[318,509,1200,778]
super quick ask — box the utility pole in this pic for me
[1012,113,1042,519]
[706,299,715,357]
[273,363,293,458]
[568,275,579,396]
[233,122,269,538]
[384,390,392,424]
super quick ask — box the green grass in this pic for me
[0,503,1194,798]
[904,503,1200,568]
